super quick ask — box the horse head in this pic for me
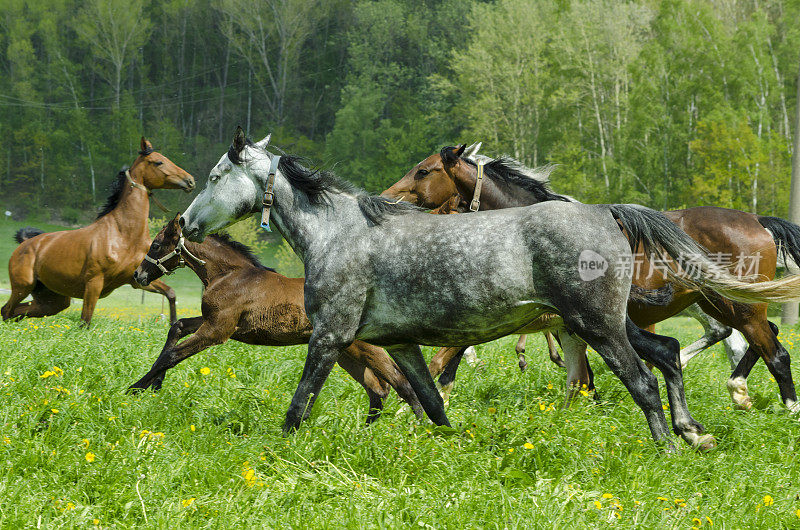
[134,137,195,192]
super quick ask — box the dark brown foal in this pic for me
[129,215,423,423]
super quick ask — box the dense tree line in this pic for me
[1,0,798,223]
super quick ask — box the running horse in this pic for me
[1,138,195,326]
[179,128,800,450]
[382,144,800,412]
[129,214,424,422]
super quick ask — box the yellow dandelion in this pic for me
[181,498,196,507]
[85,452,96,463]
[594,501,602,510]
[547,383,553,390]
[108,416,117,421]
[93,519,99,525]
[508,448,514,453]
[184,382,190,387]
[488,407,496,414]
[200,367,211,375]
[539,403,546,411]
[602,493,613,499]
[763,495,774,506]
[51,408,59,414]
[190,424,196,432]
[2,436,9,445]
[523,442,534,450]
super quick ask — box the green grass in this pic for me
[1,312,800,528]
[2,219,800,527]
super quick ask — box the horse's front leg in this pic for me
[283,330,347,433]
[80,276,105,327]
[133,279,178,324]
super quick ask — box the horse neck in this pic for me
[108,168,150,237]
[182,238,253,286]
[451,161,541,210]
[269,178,361,261]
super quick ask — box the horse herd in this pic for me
[5,130,800,453]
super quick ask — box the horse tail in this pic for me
[14,226,45,244]
[606,204,800,304]
[758,215,800,269]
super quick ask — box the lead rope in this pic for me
[125,170,172,214]
[469,160,485,212]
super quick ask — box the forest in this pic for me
[0,0,798,223]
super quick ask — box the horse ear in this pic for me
[140,137,152,153]
[464,142,482,159]
[254,133,271,149]
[233,126,246,152]
[440,144,466,166]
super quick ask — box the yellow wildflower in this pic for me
[763,495,774,506]
[594,501,602,510]
[200,367,211,375]
[190,424,196,432]
[85,452,96,462]
[488,407,496,414]
[602,493,613,499]
[51,409,59,414]
[539,403,546,411]
[93,519,99,525]
[181,498,196,507]
[523,442,534,450]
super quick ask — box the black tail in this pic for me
[14,227,45,244]
[758,216,800,268]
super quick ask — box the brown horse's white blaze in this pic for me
[1,137,195,326]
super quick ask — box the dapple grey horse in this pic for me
[180,128,800,450]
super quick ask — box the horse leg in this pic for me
[436,347,467,407]
[128,316,203,391]
[700,300,797,411]
[134,278,177,324]
[626,319,716,450]
[283,330,347,433]
[557,330,589,406]
[79,276,105,327]
[722,329,749,371]
[343,340,425,420]
[515,335,529,371]
[5,284,70,320]
[335,352,390,424]
[563,316,674,449]
[679,304,733,369]
[544,331,565,368]
[386,343,450,427]
[130,317,227,392]
[428,346,463,378]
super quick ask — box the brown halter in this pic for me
[125,170,171,214]
[469,160,486,212]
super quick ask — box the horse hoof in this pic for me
[733,401,752,411]
[518,360,527,372]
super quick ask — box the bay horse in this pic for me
[1,138,195,326]
[180,128,800,449]
[129,214,424,423]
[382,144,798,412]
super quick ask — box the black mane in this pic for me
[462,157,570,204]
[96,169,128,219]
[209,233,275,272]
[277,155,423,224]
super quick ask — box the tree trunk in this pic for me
[781,58,800,325]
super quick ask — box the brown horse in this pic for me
[383,144,800,412]
[129,215,424,423]
[1,138,194,326]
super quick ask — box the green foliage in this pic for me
[273,239,304,277]
[220,216,269,256]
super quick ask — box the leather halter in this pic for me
[125,170,171,214]
[260,154,282,231]
[469,160,486,212]
[144,236,205,275]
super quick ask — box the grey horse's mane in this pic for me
[276,155,424,225]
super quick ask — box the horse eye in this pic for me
[415,169,429,179]
[151,242,160,251]
[152,161,163,166]
[210,175,220,183]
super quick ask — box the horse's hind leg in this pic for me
[436,347,468,406]
[5,284,70,320]
[134,279,177,324]
[544,332,565,368]
[679,304,733,369]
[626,318,716,451]
[515,335,528,371]
[386,343,449,427]
[335,351,390,424]
[563,319,674,449]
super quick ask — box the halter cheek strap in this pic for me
[144,236,206,275]
[126,169,171,214]
[260,154,282,231]
[469,160,485,212]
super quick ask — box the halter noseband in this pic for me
[469,160,486,212]
[260,154,282,231]
[144,236,206,275]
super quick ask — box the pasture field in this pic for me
[1,307,800,528]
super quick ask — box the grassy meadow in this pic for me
[1,220,800,527]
